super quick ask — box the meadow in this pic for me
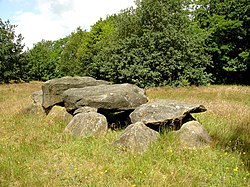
[0,82,249,186]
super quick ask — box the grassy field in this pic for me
[0,82,249,186]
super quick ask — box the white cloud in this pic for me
[13,0,135,49]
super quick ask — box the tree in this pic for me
[90,0,212,87]
[194,0,250,84]
[76,18,116,77]
[59,27,86,76]
[0,19,25,83]
[25,40,62,81]
[51,37,69,77]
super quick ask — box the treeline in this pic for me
[0,0,249,87]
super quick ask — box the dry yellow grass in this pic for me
[146,85,250,135]
[147,85,250,169]
[0,83,249,186]
[0,82,42,115]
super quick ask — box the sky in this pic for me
[0,0,135,49]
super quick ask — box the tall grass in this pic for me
[147,85,250,167]
[0,83,249,186]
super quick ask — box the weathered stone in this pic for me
[63,83,148,114]
[129,99,206,130]
[31,90,43,104]
[64,112,108,137]
[174,121,211,149]
[19,103,44,115]
[73,106,98,116]
[42,76,110,113]
[113,122,159,154]
[46,106,73,125]
[20,90,44,115]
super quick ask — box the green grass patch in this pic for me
[0,83,249,186]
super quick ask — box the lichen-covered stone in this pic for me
[130,99,206,130]
[31,90,43,104]
[175,121,211,149]
[113,122,159,154]
[42,76,110,113]
[64,112,108,137]
[73,106,98,116]
[63,83,148,114]
[46,106,73,125]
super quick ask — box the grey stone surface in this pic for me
[175,121,211,149]
[20,90,44,115]
[113,122,159,154]
[31,90,43,104]
[73,106,98,116]
[64,112,108,137]
[129,99,206,130]
[63,83,148,114]
[42,76,110,113]
[19,103,44,115]
[46,106,73,125]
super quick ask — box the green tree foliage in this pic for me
[194,0,250,84]
[17,0,249,86]
[76,18,116,76]
[0,19,25,83]
[25,39,66,81]
[59,27,85,76]
[56,19,116,77]
[90,0,212,87]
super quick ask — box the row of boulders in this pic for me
[30,76,211,153]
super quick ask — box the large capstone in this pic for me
[113,122,159,154]
[42,76,110,113]
[63,83,148,114]
[129,99,207,131]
